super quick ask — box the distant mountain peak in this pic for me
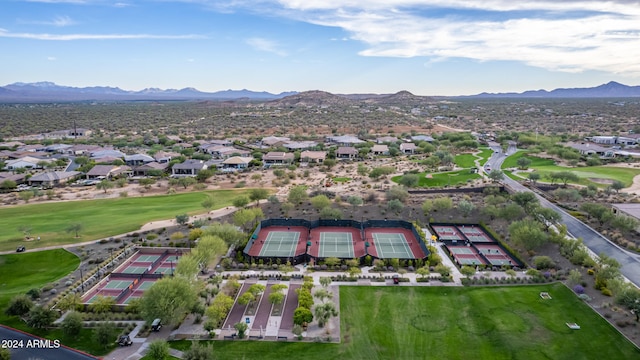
[468,81,640,98]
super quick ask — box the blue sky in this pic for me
[1,0,640,96]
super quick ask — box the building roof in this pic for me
[222,156,253,165]
[567,142,610,153]
[336,146,359,155]
[86,165,118,177]
[124,154,154,162]
[376,136,398,143]
[262,136,290,146]
[284,141,318,150]
[400,142,417,150]
[326,135,365,145]
[411,135,434,142]
[173,159,206,170]
[263,152,295,161]
[612,203,640,220]
[371,144,389,152]
[30,171,80,182]
[300,150,326,160]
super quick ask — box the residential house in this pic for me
[411,135,435,142]
[336,147,358,159]
[66,144,102,156]
[261,136,290,147]
[400,143,417,154]
[17,144,46,153]
[29,171,80,187]
[0,141,25,149]
[222,156,253,171]
[153,151,180,164]
[326,135,365,146]
[172,160,207,177]
[263,152,295,167]
[5,156,51,170]
[125,154,155,167]
[284,141,318,151]
[376,136,397,144]
[589,136,617,145]
[132,162,167,177]
[568,143,615,158]
[205,145,250,159]
[91,149,125,159]
[371,144,389,156]
[300,151,326,164]
[86,165,124,180]
[0,172,26,184]
[44,144,73,153]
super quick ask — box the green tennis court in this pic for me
[373,233,414,259]
[319,232,354,258]
[153,267,174,275]
[121,266,148,274]
[450,247,475,255]
[258,231,299,257]
[122,296,140,304]
[104,279,133,290]
[85,294,117,303]
[135,254,160,262]
[137,281,156,290]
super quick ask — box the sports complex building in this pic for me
[244,218,429,263]
[81,248,187,307]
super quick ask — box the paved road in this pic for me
[0,325,98,360]
[487,142,640,287]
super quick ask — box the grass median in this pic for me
[0,189,251,252]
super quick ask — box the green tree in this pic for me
[516,157,532,169]
[528,172,541,185]
[288,186,308,204]
[313,288,333,303]
[487,169,504,182]
[611,180,625,193]
[314,302,338,328]
[553,171,579,186]
[176,213,190,226]
[0,179,16,190]
[368,166,395,180]
[399,173,419,187]
[319,277,332,288]
[140,277,198,326]
[139,178,156,190]
[56,293,83,312]
[457,200,475,217]
[66,222,83,238]
[416,266,430,279]
[18,190,34,203]
[201,194,215,211]
[205,293,234,327]
[387,199,404,214]
[96,179,114,193]
[232,196,250,208]
[61,311,83,337]
[0,347,10,360]
[178,177,197,189]
[357,163,369,176]
[26,305,56,329]
[293,307,314,326]
[324,257,340,269]
[249,188,269,206]
[433,197,453,211]
[460,265,476,279]
[5,295,33,316]
[386,185,409,202]
[323,158,337,169]
[421,199,433,216]
[196,169,215,183]
[175,253,200,279]
[508,219,549,250]
[512,191,539,213]
[310,195,332,211]
[147,340,170,360]
[234,322,248,339]
[319,207,343,219]
[90,295,116,313]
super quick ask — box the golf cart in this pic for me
[117,335,132,346]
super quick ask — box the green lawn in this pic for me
[0,189,251,252]
[333,177,352,183]
[454,153,477,168]
[476,147,494,166]
[419,169,481,187]
[169,284,637,359]
[502,151,640,187]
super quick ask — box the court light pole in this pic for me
[80,266,85,293]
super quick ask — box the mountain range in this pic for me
[0,81,639,102]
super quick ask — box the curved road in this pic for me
[487,142,640,287]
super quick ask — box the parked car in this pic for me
[16,246,26,253]
[117,335,132,346]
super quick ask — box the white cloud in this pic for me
[47,56,57,61]
[262,0,640,76]
[18,16,77,27]
[246,37,287,56]
[25,0,88,3]
[0,29,206,41]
